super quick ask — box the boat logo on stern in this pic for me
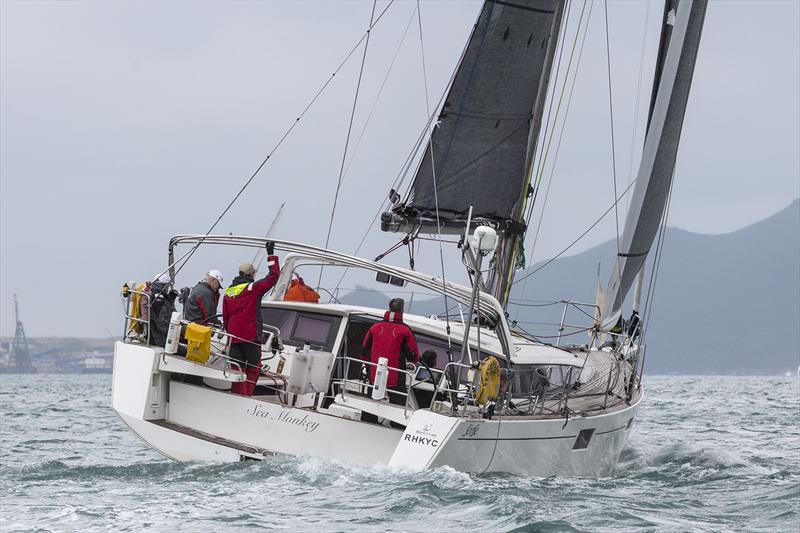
[460,423,480,438]
[403,419,439,448]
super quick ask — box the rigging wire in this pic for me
[625,0,653,213]
[513,0,591,319]
[527,0,593,263]
[506,299,563,308]
[513,1,575,315]
[526,0,573,221]
[331,3,479,294]
[527,0,585,217]
[604,0,623,271]
[338,5,420,188]
[416,0,453,345]
[329,113,437,295]
[170,0,396,279]
[637,172,675,383]
[512,175,639,286]
[320,0,378,288]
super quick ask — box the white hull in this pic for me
[113,342,639,476]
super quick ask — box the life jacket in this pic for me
[284,275,320,303]
[475,356,501,405]
[129,283,149,335]
[222,256,280,344]
[362,311,419,388]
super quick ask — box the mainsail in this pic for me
[601,0,707,331]
[382,0,565,303]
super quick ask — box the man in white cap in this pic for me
[184,269,224,327]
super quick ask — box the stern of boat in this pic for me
[111,341,245,461]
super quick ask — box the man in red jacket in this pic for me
[362,298,419,411]
[223,242,281,396]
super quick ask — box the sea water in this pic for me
[0,374,797,532]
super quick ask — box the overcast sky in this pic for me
[1,0,798,337]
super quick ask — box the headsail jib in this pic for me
[601,0,708,331]
[381,0,565,239]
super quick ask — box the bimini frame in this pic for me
[166,235,515,363]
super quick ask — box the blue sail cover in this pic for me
[383,0,564,235]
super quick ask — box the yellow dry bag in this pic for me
[185,322,212,364]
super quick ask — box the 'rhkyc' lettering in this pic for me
[404,434,439,447]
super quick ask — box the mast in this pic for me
[490,1,565,307]
[601,0,707,330]
[382,0,565,306]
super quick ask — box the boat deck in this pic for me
[240,348,638,423]
[530,348,638,418]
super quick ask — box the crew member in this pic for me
[149,274,177,347]
[413,350,438,408]
[223,242,280,396]
[362,298,419,412]
[184,270,224,327]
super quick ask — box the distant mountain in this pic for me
[512,198,800,374]
[341,200,800,374]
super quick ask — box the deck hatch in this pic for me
[572,428,595,450]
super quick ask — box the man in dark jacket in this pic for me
[149,275,177,347]
[362,298,419,410]
[184,270,223,327]
[223,242,281,396]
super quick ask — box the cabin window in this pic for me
[261,307,340,352]
[414,334,496,370]
[573,428,595,450]
[261,308,296,336]
[414,336,460,371]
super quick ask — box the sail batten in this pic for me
[601,0,707,331]
[382,0,565,237]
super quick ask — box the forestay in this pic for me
[382,0,564,236]
[601,0,707,331]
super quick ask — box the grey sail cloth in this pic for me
[388,0,563,232]
[601,0,707,331]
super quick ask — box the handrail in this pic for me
[335,355,419,414]
[123,289,151,345]
[431,361,477,416]
[166,235,515,363]
[511,299,600,346]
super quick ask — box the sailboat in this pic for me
[112,0,706,476]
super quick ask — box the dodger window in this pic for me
[292,314,337,348]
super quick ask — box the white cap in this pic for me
[207,269,224,286]
[239,261,256,276]
[157,274,170,284]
